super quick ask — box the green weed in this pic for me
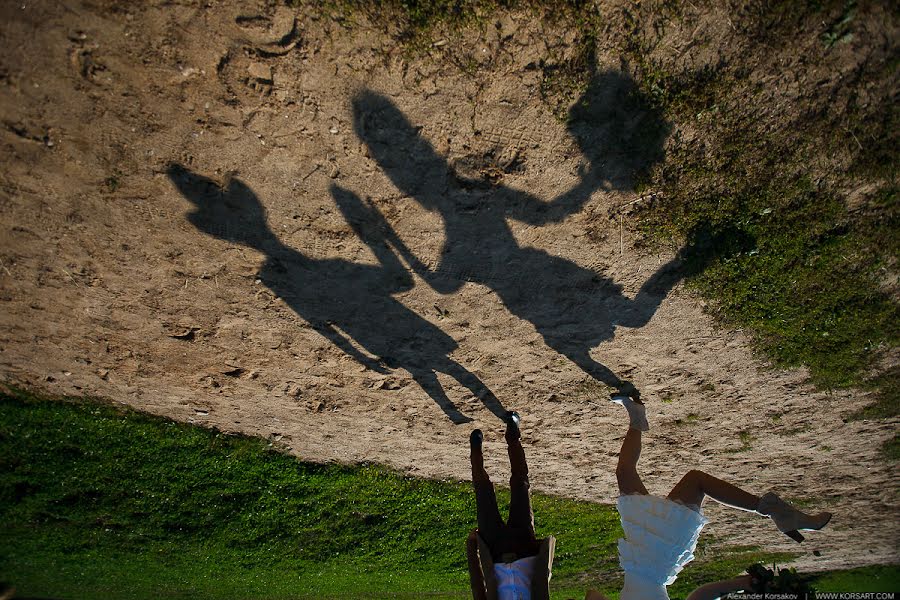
[103,169,122,192]
[0,389,894,598]
[724,431,754,453]
[812,564,900,592]
[539,33,598,121]
[0,388,617,599]
[821,0,857,48]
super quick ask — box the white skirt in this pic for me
[617,494,708,586]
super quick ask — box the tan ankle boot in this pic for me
[758,492,832,542]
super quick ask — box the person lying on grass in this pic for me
[466,411,555,600]
[585,395,832,600]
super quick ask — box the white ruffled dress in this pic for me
[617,494,709,600]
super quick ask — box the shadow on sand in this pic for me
[168,165,507,424]
[170,69,740,422]
[348,70,696,399]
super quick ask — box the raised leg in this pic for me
[616,427,649,496]
[504,420,539,559]
[470,432,504,554]
[667,469,760,511]
[667,471,832,542]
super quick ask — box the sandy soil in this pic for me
[1,0,897,575]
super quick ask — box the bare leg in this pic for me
[504,424,539,559]
[471,437,491,485]
[506,431,535,532]
[667,469,760,511]
[470,436,504,556]
[668,470,832,543]
[616,428,649,496]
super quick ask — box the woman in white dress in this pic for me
[586,395,832,600]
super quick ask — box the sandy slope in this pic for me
[1,0,897,575]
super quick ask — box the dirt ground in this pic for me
[1,0,897,575]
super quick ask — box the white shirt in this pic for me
[493,554,538,600]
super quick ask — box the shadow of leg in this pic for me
[443,359,508,421]
[566,347,641,400]
[409,366,474,424]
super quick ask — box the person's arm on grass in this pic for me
[467,530,489,600]
[685,574,753,600]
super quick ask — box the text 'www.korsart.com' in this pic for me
[727,593,896,599]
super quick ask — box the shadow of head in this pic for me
[566,70,671,190]
[352,73,669,198]
[167,164,273,251]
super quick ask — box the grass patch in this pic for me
[724,431,754,454]
[812,563,900,593]
[1,388,894,598]
[0,387,622,599]
[673,413,700,426]
[623,4,899,397]
[102,169,122,193]
[539,32,598,121]
[636,156,898,392]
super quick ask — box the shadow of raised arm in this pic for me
[330,182,460,293]
[617,223,758,328]
[330,184,414,293]
[500,163,604,225]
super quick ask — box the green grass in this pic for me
[637,165,898,392]
[723,431,754,454]
[813,563,900,592]
[0,387,626,599]
[1,388,897,598]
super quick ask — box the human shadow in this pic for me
[167,164,507,424]
[349,71,695,399]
